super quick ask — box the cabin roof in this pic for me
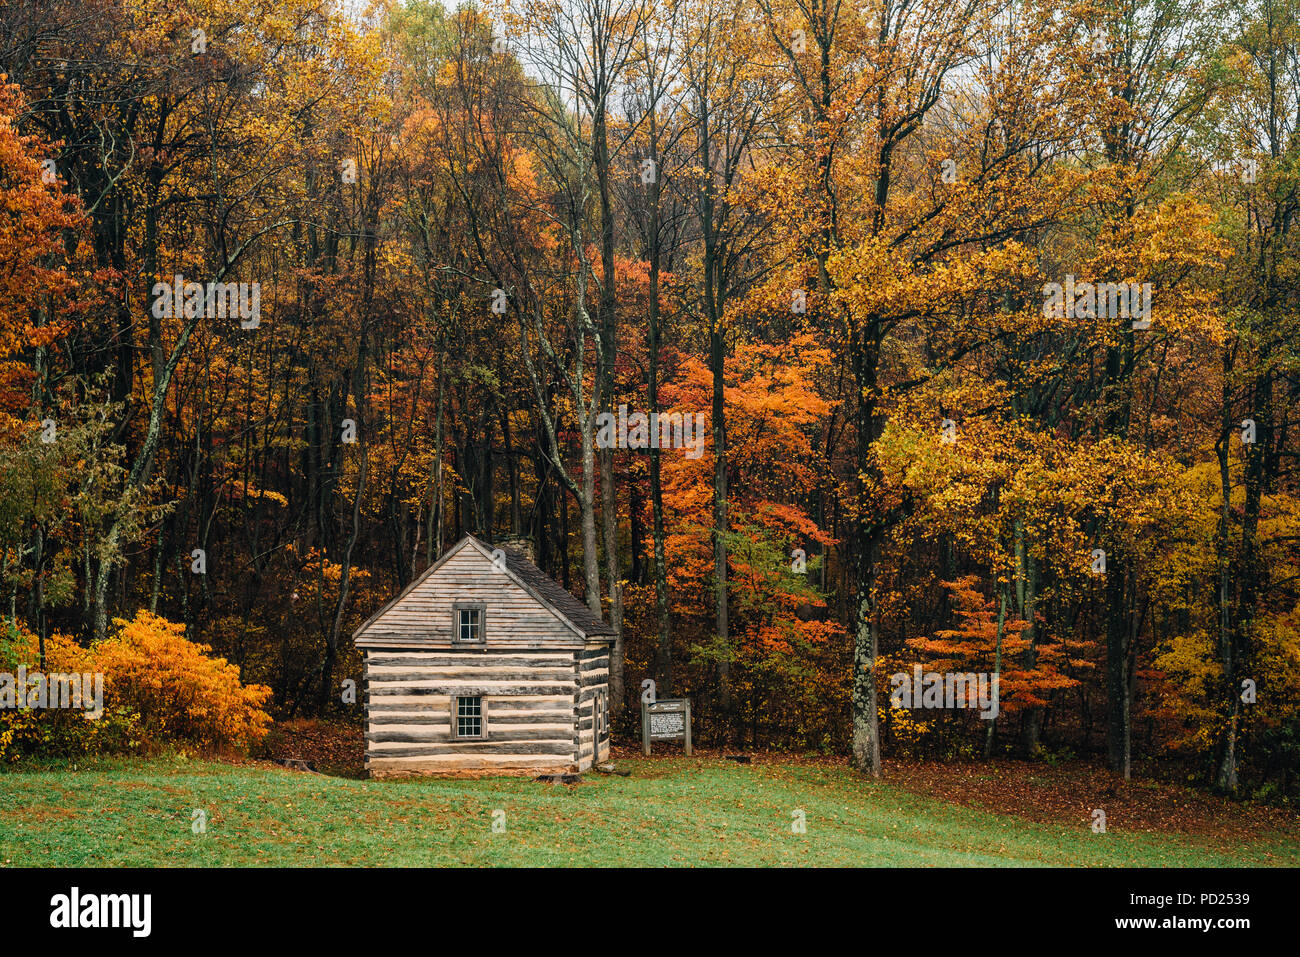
[486,538,616,638]
[352,534,615,642]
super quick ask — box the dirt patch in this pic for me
[882,757,1300,841]
[249,719,365,778]
[371,766,575,781]
[4,804,82,823]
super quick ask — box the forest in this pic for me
[0,0,1297,799]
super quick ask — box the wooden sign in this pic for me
[642,698,692,756]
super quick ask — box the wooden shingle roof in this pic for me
[488,538,616,638]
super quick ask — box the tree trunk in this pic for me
[710,324,731,716]
[648,227,671,694]
[1017,525,1042,756]
[1105,550,1131,779]
[850,333,883,776]
[986,587,1007,758]
[580,422,602,617]
[426,347,445,566]
[851,536,882,775]
[601,451,625,708]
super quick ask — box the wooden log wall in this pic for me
[364,649,580,775]
[575,645,610,771]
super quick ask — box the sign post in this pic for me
[642,698,692,756]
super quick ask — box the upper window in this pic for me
[455,605,484,643]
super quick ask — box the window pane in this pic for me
[457,696,482,737]
[457,608,481,642]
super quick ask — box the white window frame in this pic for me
[453,695,486,740]
[453,603,485,644]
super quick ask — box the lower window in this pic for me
[455,696,484,739]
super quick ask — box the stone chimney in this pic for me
[498,535,535,564]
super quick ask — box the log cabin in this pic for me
[352,534,615,777]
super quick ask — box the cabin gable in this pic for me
[353,537,586,649]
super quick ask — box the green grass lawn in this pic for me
[1,755,1294,866]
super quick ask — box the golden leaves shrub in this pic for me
[0,610,272,759]
[93,611,272,752]
[0,622,138,760]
